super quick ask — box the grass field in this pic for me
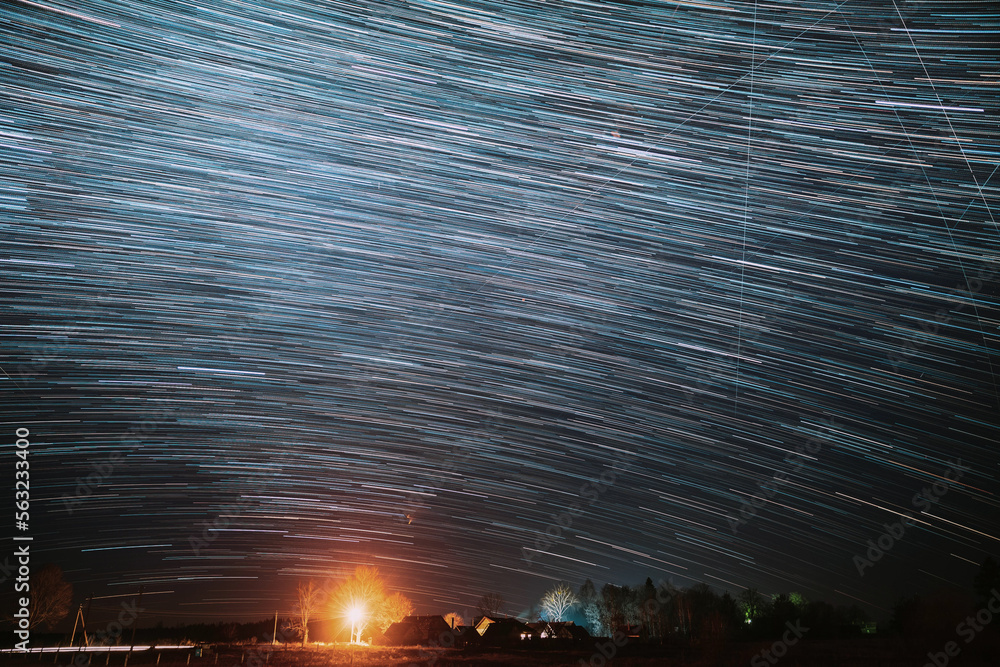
[4,637,998,667]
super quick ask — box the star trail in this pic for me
[2,0,998,625]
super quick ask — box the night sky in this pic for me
[2,0,998,627]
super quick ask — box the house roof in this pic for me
[480,618,538,641]
[380,615,451,646]
[473,615,497,636]
[400,615,450,631]
[382,622,420,644]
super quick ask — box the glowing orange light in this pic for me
[348,606,364,625]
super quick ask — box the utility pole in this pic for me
[272,611,277,645]
[69,605,84,646]
[82,593,94,646]
[129,586,144,655]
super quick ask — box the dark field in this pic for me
[3,639,999,667]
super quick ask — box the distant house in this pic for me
[622,624,643,639]
[527,621,590,641]
[378,615,451,646]
[479,618,539,646]
[450,625,476,648]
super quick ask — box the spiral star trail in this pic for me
[2,0,998,624]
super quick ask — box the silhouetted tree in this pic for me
[718,592,741,635]
[28,564,72,631]
[476,592,505,617]
[843,604,869,633]
[639,578,663,640]
[802,600,839,639]
[769,593,798,633]
[974,556,1000,605]
[890,591,969,643]
[599,584,640,635]
[685,583,721,642]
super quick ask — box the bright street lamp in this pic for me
[348,606,364,644]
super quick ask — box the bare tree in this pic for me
[29,564,72,631]
[476,592,505,618]
[289,580,325,645]
[443,612,464,629]
[376,592,414,632]
[540,583,578,621]
[332,565,387,643]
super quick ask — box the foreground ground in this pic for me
[3,638,998,667]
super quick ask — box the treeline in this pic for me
[567,578,869,643]
[560,555,1000,645]
[888,556,1000,641]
